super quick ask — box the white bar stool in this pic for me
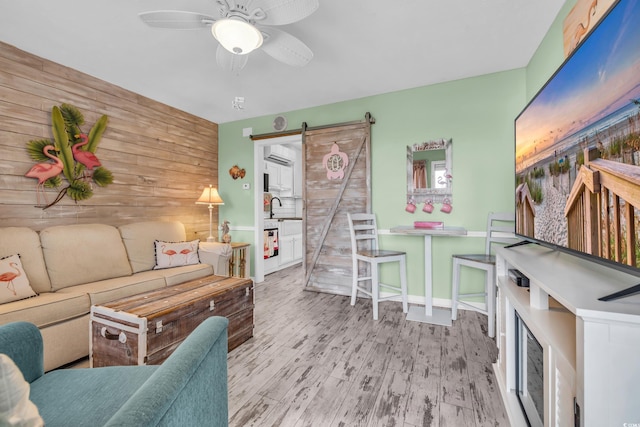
[451,212,517,337]
[347,213,408,320]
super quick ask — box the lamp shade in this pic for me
[196,185,224,205]
[211,18,263,55]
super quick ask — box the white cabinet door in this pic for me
[279,164,293,196]
[293,235,303,261]
[278,234,302,267]
[265,161,279,191]
[279,235,294,265]
[265,161,293,196]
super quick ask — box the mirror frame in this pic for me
[406,138,453,204]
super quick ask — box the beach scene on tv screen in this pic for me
[515,0,640,265]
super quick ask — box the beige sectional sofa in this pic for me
[0,221,231,371]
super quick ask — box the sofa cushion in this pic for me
[118,221,187,273]
[0,292,89,328]
[57,272,167,306]
[0,354,44,427]
[154,240,200,269]
[31,365,157,427]
[162,264,214,287]
[0,254,37,304]
[40,224,132,291]
[0,227,51,294]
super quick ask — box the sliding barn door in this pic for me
[303,114,373,294]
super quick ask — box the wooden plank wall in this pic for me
[0,42,219,239]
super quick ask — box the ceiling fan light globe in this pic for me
[212,18,263,55]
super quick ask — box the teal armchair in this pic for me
[0,317,229,427]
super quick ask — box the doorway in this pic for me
[253,134,303,283]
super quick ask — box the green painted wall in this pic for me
[219,69,525,300]
[218,0,577,303]
[525,0,578,101]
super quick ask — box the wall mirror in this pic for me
[406,138,453,204]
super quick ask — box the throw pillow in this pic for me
[154,240,200,269]
[0,354,44,427]
[0,255,37,305]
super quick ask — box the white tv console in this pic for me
[494,244,640,427]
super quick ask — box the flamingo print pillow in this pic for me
[0,254,37,304]
[153,240,200,270]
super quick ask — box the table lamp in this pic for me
[196,185,224,242]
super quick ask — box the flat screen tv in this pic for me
[514,0,640,300]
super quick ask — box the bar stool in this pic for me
[347,213,408,320]
[451,212,517,337]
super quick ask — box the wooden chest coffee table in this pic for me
[90,274,253,367]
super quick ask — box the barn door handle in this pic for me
[101,327,127,343]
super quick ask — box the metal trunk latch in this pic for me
[210,300,215,311]
[155,320,163,333]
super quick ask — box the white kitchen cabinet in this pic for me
[279,220,302,268]
[279,235,302,268]
[265,161,279,187]
[279,235,295,265]
[264,160,292,196]
[279,164,293,196]
[293,235,303,260]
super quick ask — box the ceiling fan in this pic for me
[139,0,319,71]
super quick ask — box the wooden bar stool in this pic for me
[347,213,408,320]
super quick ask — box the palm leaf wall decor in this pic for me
[23,104,113,209]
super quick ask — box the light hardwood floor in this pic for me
[227,266,509,427]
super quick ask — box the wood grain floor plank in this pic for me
[228,345,299,415]
[467,360,509,427]
[227,265,509,427]
[439,402,475,427]
[293,375,352,427]
[416,323,444,376]
[331,342,393,427]
[369,368,412,427]
[459,310,492,364]
[330,334,376,382]
[258,364,331,427]
[228,394,280,427]
[403,364,441,427]
[389,316,421,373]
[440,326,473,409]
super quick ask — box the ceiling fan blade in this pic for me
[249,0,319,25]
[216,45,249,72]
[259,27,313,67]
[139,10,216,29]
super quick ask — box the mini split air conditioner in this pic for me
[264,145,293,165]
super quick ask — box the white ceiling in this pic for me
[0,0,564,124]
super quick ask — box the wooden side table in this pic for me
[229,242,250,278]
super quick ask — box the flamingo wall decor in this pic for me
[24,104,114,209]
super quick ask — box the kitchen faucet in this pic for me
[270,197,282,219]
